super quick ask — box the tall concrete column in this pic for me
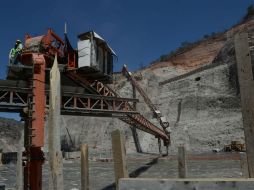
[111,130,128,189]
[81,144,89,190]
[235,32,254,177]
[16,130,23,190]
[0,152,2,166]
[48,55,64,189]
[178,146,187,178]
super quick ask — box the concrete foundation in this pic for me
[119,178,254,190]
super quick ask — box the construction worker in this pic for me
[9,39,23,65]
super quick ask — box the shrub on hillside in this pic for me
[242,4,254,22]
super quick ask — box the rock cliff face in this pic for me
[59,20,254,154]
[0,118,23,152]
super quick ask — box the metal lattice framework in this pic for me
[67,71,170,142]
[0,80,138,117]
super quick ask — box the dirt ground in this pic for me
[0,152,246,190]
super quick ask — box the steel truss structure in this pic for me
[0,80,139,117]
[67,71,170,141]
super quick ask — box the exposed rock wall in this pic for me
[61,44,245,154]
[0,118,23,152]
[159,63,243,153]
[59,29,252,154]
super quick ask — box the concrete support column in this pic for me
[178,146,187,178]
[0,151,2,166]
[48,55,64,189]
[81,144,89,190]
[16,131,23,190]
[235,32,254,177]
[111,130,128,189]
[240,153,249,178]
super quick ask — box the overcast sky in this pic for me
[0,0,253,119]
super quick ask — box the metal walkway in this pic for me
[0,79,138,117]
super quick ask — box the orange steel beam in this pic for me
[24,54,46,190]
[122,65,170,143]
[24,29,65,60]
[20,29,71,189]
[67,51,76,69]
[31,54,46,147]
[24,147,44,189]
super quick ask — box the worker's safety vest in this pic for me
[9,48,18,59]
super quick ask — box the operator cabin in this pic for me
[77,31,116,83]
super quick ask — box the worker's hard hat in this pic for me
[16,39,21,44]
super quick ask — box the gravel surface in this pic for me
[0,153,244,190]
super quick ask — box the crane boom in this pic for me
[122,64,171,143]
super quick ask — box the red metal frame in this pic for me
[66,71,170,142]
[23,54,46,190]
[43,29,65,57]
[23,29,65,65]
[31,54,46,147]
[0,81,139,116]
[22,30,62,190]
[122,65,170,144]
[67,51,76,69]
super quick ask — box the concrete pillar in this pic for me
[131,127,142,153]
[178,146,187,178]
[0,150,2,166]
[81,144,89,190]
[48,55,64,189]
[111,130,128,189]
[158,138,162,155]
[16,130,23,190]
[235,32,254,177]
